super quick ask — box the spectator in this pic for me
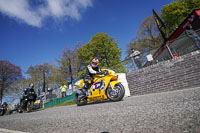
[2,102,8,108]
[185,24,200,49]
[60,83,67,97]
[47,88,53,101]
[130,48,142,69]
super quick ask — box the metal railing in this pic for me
[125,29,200,70]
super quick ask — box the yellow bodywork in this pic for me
[34,100,40,104]
[75,69,120,102]
[75,79,85,88]
[87,88,108,102]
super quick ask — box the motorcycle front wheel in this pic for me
[17,106,23,113]
[26,101,34,112]
[106,83,125,102]
[75,94,87,106]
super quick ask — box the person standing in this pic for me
[47,88,53,101]
[60,83,67,97]
[185,24,200,49]
[130,48,142,70]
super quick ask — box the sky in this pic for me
[0,0,173,75]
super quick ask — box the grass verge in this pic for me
[47,100,76,109]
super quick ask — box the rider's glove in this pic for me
[96,71,104,75]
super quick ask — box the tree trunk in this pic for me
[68,57,73,84]
[43,71,46,92]
[102,40,110,67]
[38,89,41,96]
[0,82,5,104]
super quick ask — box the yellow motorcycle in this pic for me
[75,69,125,106]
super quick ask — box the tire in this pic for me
[39,100,43,109]
[17,107,23,113]
[0,110,4,116]
[106,83,125,102]
[26,101,34,112]
[75,94,87,106]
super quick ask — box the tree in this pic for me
[4,79,27,104]
[78,32,127,73]
[161,0,200,35]
[127,16,162,52]
[57,43,82,82]
[0,60,22,104]
[48,66,66,89]
[125,15,163,71]
[26,63,62,92]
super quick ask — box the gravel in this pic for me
[0,87,200,133]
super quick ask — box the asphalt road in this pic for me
[0,87,200,133]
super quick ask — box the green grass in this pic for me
[47,100,76,109]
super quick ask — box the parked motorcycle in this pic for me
[19,90,37,113]
[8,103,21,115]
[75,69,125,106]
[0,102,8,116]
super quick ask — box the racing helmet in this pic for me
[29,83,34,89]
[91,58,99,67]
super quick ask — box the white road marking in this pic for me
[0,128,29,133]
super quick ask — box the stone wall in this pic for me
[126,50,200,96]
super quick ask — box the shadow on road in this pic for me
[86,99,124,106]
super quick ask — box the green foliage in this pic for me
[78,32,127,74]
[109,62,129,73]
[161,0,200,35]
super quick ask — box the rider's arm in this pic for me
[98,67,102,72]
[87,65,97,74]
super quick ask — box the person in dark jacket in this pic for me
[20,83,36,107]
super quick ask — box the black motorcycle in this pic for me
[19,91,37,113]
[0,104,8,116]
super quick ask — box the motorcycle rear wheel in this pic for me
[75,94,87,106]
[106,83,125,102]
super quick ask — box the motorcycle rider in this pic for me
[28,83,35,95]
[1,102,8,109]
[0,102,8,116]
[86,58,102,77]
[20,83,36,108]
[84,58,104,95]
